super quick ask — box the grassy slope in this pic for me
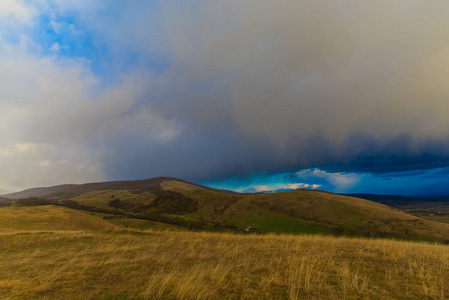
[0,206,119,231]
[0,205,182,232]
[1,229,448,299]
[61,180,449,242]
[185,189,332,234]
[70,189,156,211]
[160,180,205,192]
[182,188,449,241]
[422,215,449,224]
[0,196,10,203]
[243,190,449,240]
[106,217,184,231]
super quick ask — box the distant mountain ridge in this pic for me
[1,177,241,200]
[344,193,449,207]
[2,184,76,200]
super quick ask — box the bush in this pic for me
[16,197,51,206]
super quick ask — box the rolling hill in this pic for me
[182,188,449,241]
[2,184,76,200]
[0,205,119,231]
[3,177,449,242]
[1,177,240,200]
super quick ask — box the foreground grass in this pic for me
[0,230,448,299]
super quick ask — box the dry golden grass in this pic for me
[1,229,448,299]
[107,217,184,231]
[181,188,449,241]
[161,180,204,192]
[0,206,119,231]
[70,189,156,210]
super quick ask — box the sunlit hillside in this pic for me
[0,206,119,231]
[8,178,446,242]
[0,205,182,232]
[4,178,449,242]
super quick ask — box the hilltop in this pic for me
[1,184,76,200]
[3,177,449,242]
[1,177,239,200]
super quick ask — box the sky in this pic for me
[2,1,449,196]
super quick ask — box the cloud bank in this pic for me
[2,1,449,194]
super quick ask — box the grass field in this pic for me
[181,189,449,242]
[1,229,448,299]
[0,206,119,231]
[106,216,184,231]
[70,190,156,211]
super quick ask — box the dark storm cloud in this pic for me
[106,1,449,182]
[327,133,449,174]
[4,1,449,191]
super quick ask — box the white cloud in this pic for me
[245,183,321,193]
[0,0,36,25]
[0,12,179,191]
[0,52,178,191]
[0,143,40,157]
[296,168,361,192]
[0,142,103,192]
[49,42,60,53]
